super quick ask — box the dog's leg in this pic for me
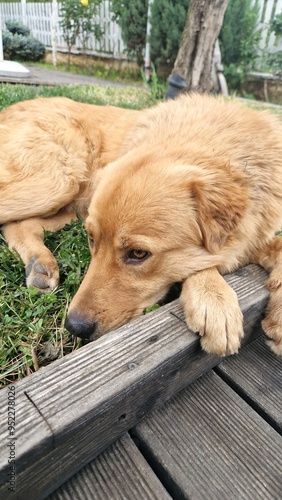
[0,170,80,225]
[180,267,244,356]
[253,235,282,356]
[2,209,78,293]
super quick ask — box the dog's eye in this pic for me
[88,235,95,248]
[126,249,150,263]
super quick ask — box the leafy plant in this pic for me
[0,220,89,386]
[266,13,282,75]
[59,0,103,68]
[111,0,148,67]
[141,63,165,101]
[59,0,80,64]
[219,0,261,92]
[150,0,189,70]
[111,0,189,72]
[222,63,246,91]
[5,19,30,37]
[3,19,45,62]
[269,13,282,37]
[266,51,282,75]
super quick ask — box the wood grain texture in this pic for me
[134,371,282,500]
[216,335,282,433]
[47,433,171,500]
[0,265,269,498]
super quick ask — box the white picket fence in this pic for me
[0,0,282,63]
[0,1,127,58]
[257,0,282,54]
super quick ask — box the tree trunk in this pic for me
[166,0,229,98]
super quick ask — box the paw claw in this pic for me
[31,276,51,290]
[25,255,59,293]
[33,261,52,277]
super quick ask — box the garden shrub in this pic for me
[59,0,103,68]
[219,0,260,91]
[111,0,189,70]
[3,19,45,62]
[269,12,282,38]
[5,19,31,37]
[266,13,282,74]
[150,0,189,70]
[111,0,148,67]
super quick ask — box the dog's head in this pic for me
[65,151,247,339]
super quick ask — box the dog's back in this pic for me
[0,96,142,223]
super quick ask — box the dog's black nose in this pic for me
[65,313,97,339]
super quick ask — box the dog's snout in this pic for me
[65,313,97,339]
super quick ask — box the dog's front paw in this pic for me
[181,269,244,356]
[25,255,59,293]
[262,279,282,356]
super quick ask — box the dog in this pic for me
[2,94,282,357]
[65,94,282,357]
[0,96,142,292]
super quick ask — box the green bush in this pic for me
[3,32,45,62]
[59,0,103,68]
[111,0,148,67]
[5,19,31,36]
[111,0,189,71]
[269,12,282,37]
[266,50,282,74]
[150,0,189,69]
[219,0,260,91]
[3,19,45,62]
[266,13,282,74]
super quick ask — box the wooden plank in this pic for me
[0,265,269,498]
[47,433,171,500]
[133,371,282,500]
[216,336,282,433]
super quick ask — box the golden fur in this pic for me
[0,97,142,290]
[1,94,282,356]
[66,94,282,356]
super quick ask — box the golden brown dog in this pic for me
[0,96,142,291]
[65,94,282,357]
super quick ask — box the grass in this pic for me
[0,221,91,386]
[31,61,142,85]
[0,82,157,111]
[237,96,282,117]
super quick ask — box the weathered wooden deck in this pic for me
[0,265,281,499]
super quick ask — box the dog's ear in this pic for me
[190,171,248,254]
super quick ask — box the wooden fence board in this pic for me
[0,265,269,498]
[133,371,282,499]
[47,433,171,500]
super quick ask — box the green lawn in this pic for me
[0,82,156,111]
